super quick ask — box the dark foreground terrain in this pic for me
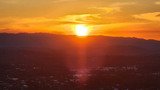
[0,33,160,90]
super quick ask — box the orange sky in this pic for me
[0,0,160,40]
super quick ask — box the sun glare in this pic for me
[75,24,89,36]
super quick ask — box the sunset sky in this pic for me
[0,0,160,40]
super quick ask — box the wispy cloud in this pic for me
[133,12,160,22]
[155,1,160,5]
[56,14,102,24]
[52,0,76,3]
[0,17,57,31]
[89,7,121,14]
[110,2,136,7]
[0,0,20,4]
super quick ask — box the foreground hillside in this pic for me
[0,33,160,90]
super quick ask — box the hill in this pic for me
[0,33,160,90]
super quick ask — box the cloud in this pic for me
[156,14,160,17]
[89,7,121,14]
[133,12,160,22]
[0,17,58,31]
[110,2,136,7]
[155,1,160,5]
[56,14,102,24]
[52,0,76,3]
[0,0,20,4]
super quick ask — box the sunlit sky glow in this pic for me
[75,24,89,36]
[0,0,160,40]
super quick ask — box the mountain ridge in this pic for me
[0,33,160,55]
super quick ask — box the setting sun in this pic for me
[75,25,89,36]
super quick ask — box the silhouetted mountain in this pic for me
[0,33,160,55]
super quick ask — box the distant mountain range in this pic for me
[0,33,160,56]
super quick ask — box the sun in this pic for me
[75,24,89,36]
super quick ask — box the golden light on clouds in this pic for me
[0,0,160,40]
